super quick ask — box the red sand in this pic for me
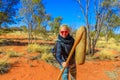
[0,55,120,80]
[0,35,120,80]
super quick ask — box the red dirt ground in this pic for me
[0,35,120,80]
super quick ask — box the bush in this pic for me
[41,53,53,62]
[99,49,115,60]
[0,55,11,74]
[27,44,58,66]
[6,51,23,57]
[27,44,41,53]
[27,44,52,53]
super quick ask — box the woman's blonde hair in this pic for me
[59,24,71,32]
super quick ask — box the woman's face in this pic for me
[59,27,69,38]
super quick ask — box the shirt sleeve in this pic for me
[56,42,64,65]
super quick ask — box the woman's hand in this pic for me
[61,62,68,68]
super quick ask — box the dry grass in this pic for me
[41,52,53,62]
[92,38,120,60]
[6,51,23,57]
[96,38,120,51]
[27,44,54,62]
[7,31,27,36]
[104,38,120,51]
[98,49,115,60]
[27,43,41,53]
[27,43,52,53]
[0,55,11,74]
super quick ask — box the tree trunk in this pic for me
[91,14,103,55]
[91,30,99,55]
[105,25,109,42]
[86,25,91,55]
[28,22,32,44]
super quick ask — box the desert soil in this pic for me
[0,34,120,80]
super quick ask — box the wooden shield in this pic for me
[75,26,87,65]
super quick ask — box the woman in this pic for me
[54,24,76,80]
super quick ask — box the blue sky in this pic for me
[11,0,96,30]
[43,0,91,30]
[42,0,120,34]
[10,0,119,33]
[10,0,87,30]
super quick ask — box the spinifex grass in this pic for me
[0,55,11,74]
[99,49,116,60]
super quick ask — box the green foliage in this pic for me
[35,26,48,37]
[107,30,115,39]
[0,12,8,25]
[0,0,20,26]
[0,29,3,35]
[49,17,62,35]
[20,25,28,32]
[90,31,94,38]
[32,0,40,3]
[20,0,50,43]
[113,34,120,41]
[99,32,105,37]
[0,28,12,35]
[101,0,120,44]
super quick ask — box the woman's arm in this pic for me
[56,42,65,65]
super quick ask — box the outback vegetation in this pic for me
[0,0,120,80]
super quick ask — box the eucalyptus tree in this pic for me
[20,0,50,43]
[0,12,8,27]
[49,17,62,35]
[91,0,120,54]
[76,0,109,55]
[76,0,93,55]
[76,0,120,55]
[90,0,107,55]
[0,0,20,28]
[102,0,120,42]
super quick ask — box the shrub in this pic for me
[6,51,23,57]
[27,44,41,53]
[107,42,120,52]
[27,44,52,53]
[41,52,54,63]
[39,45,59,67]
[27,44,58,66]
[0,55,11,74]
[96,40,107,48]
[99,49,115,60]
